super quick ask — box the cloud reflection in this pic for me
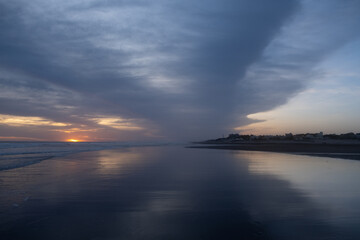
[96,149,143,175]
[234,150,360,226]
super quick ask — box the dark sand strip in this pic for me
[189,143,360,160]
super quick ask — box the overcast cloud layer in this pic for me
[0,0,359,141]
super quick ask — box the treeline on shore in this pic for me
[204,132,360,143]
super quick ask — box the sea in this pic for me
[0,141,168,171]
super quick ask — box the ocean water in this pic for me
[1,145,360,239]
[0,142,167,171]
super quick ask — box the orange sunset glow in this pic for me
[67,139,80,142]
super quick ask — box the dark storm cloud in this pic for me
[0,0,358,140]
[235,0,360,118]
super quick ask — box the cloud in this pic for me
[235,0,360,117]
[0,114,68,127]
[0,0,358,141]
[91,116,144,131]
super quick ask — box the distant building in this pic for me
[305,134,314,139]
[250,135,257,141]
[285,133,293,140]
[316,132,323,139]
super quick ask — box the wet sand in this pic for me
[1,146,360,239]
[190,142,360,160]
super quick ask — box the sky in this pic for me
[0,0,359,142]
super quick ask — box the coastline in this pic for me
[188,142,360,160]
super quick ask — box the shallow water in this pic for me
[0,141,163,171]
[0,146,360,239]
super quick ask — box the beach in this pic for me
[1,145,360,239]
[191,141,360,160]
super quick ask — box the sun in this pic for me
[67,139,80,142]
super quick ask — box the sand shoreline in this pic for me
[2,146,360,239]
[189,142,360,160]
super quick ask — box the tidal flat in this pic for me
[1,146,360,239]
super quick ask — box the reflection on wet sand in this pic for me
[96,149,143,176]
[0,146,360,239]
[238,151,360,223]
[234,150,360,237]
[0,149,151,223]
